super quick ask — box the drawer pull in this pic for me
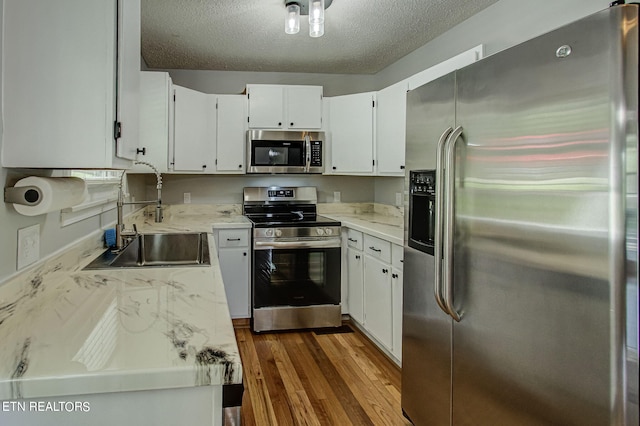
[369,246,382,252]
[392,273,398,279]
[348,238,358,243]
[355,255,361,260]
[382,268,388,274]
[227,238,241,241]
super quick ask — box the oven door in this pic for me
[252,239,341,308]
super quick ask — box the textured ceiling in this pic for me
[141,0,499,74]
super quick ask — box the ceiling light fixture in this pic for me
[284,0,333,38]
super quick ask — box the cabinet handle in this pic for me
[332,166,337,170]
[238,164,242,169]
[202,165,207,169]
[400,165,405,169]
[392,273,398,279]
[290,122,294,126]
[369,246,382,252]
[348,238,358,243]
[278,122,282,126]
[136,147,146,155]
[382,268,388,274]
[355,255,361,260]
[243,252,247,256]
[226,238,241,241]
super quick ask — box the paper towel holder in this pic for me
[4,185,43,206]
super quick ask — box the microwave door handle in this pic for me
[304,136,311,172]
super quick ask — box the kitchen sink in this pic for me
[84,232,210,269]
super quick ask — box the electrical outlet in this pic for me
[396,192,403,206]
[17,224,40,270]
[184,192,191,204]
[333,191,341,203]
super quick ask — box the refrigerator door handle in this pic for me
[434,127,453,316]
[443,126,464,322]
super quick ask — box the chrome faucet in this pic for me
[115,161,163,250]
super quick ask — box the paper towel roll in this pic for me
[13,177,87,216]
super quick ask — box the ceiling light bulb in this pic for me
[309,0,325,25]
[285,2,300,35]
[310,21,324,38]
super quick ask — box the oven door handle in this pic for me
[254,239,341,250]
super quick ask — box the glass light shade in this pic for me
[285,3,300,34]
[309,21,324,38]
[309,0,325,24]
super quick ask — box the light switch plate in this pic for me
[184,192,191,204]
[333,191,341,203]
[396,192,403,206]
[17,224,40,270]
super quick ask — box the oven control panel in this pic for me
[267,189,294,198]
[254,226,341,240]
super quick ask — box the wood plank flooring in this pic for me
[234,323,412,426]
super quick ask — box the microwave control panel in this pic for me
[310,141,322,166]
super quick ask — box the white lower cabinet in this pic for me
[343,227,403,362]
[213,228,250,319]
[363,255,393,351]
[347,247,364,324]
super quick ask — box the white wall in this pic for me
[164,69,376,97]
[374,0,608,88]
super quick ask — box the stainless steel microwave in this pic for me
[246,130,324,174]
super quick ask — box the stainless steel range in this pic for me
[243,187,342,332]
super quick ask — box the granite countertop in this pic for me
[0,206,245,401]
[319,204,405,246]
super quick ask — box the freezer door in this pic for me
[402,73,455,425]
[451,6,637,425]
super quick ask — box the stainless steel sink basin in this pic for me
[84,232,210,269]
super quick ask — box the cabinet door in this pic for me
[115,0,141,161]
[131,72,171,173]
[376,81,407,175]
[173,85,216,172]
[247,85,284,129]
[216,95,246,173]
[286,86,323,129]
[218,248,250,318]
[328,92,375,174]
[364,255,393,350]
[391,268,403,361]
[347,247,365,325]
[2,0,123,168]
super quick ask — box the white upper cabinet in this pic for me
[376,81,408,176]
[285,86,323,129]
[115,0,141,161]
[246,84,323,129]
[215,95,247,173]
[1,0,140,169]
[130,72,172,173]
[172,85,216,173]
[327,92,375,175]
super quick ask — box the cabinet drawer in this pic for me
[364,234,391,263]
[217,229,249,248]
[346,229,363,250]
[392,244,404,270]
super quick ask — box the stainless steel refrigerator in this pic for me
[402,4,638,425]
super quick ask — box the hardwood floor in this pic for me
[234,323,412,425]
